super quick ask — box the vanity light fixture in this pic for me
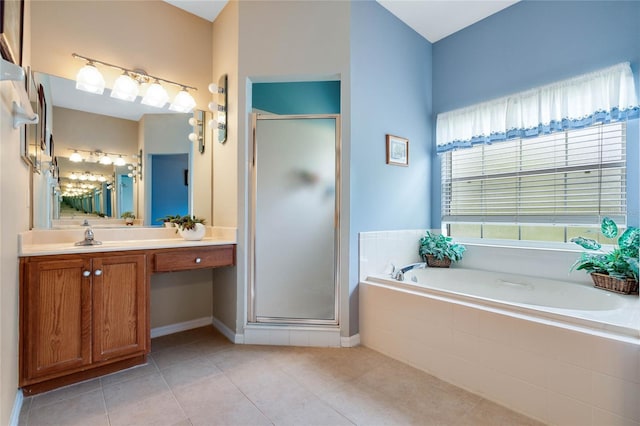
[67,148,131,165]
[73,53,197,112]
[208,74,227,143]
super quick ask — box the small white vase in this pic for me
[178,223,205,241]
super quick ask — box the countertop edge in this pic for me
[19,239,237,257]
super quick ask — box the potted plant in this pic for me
[418,231,466,268]
[571,217,639,294]
[174,215,206,240]
[121,211,135,226]
[157,214,180,228]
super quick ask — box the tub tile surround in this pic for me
[359,230,640,425]
[19,226,237,256]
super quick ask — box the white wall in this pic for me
[221,1,351,335]
[0,1,32,421]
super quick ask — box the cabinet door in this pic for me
[24,258,92,380]
[92,254,147,362]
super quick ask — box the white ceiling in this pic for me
[161,0,519,43]
[377,0,519,43]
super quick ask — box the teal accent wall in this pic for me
[252,81,340,114]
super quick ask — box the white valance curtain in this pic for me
[436,62,639,153]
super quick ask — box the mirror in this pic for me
[32,71,201,228]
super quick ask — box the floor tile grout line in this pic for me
[156,366,191,425]
[220,365,277,426]
[99,381,113,426]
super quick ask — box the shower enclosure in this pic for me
[250,114,340,325]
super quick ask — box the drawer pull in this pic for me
[82,270,91,277]
[195,258,202,264]
[94,269,103,276]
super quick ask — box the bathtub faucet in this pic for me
[392,262,426,281]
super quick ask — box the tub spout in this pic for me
[392,262,426,281]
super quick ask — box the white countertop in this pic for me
[19,226,237,257]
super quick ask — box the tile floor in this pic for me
[18,326,544,426]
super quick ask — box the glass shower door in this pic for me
[251,115,340,324]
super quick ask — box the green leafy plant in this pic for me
[173,215,206,232]
[156,214,181,224]
[571,217,639,281]
[121,211,135,219]
[418,231,466,263]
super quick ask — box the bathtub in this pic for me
[367,267,640,338]
[359,267,640,424]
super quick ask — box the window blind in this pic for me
[441,122,626,226]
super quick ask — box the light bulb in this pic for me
[127,173,134,178]
[188,117,197,126]
[69,151,83,162]
[141,81,169,108]
[169,89,196,113]
[88,175,97,182]
[208,83,218,94]
[111,73,139,102]
[114,156,126,167]
[79,173,88,181]
[188,133,198,142]
[98,175,106,182]
[99,155,112,165]
[208,101,218,112]
[207,119,215,128]
[75,63,105,94]
[69,173,78,180]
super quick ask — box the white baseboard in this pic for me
[212,316,243,343]
[150,316,213,339]
[243,324,341,347]
[341,333,361,347]
[10,389,23,426]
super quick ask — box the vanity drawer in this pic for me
[153,245,235,272]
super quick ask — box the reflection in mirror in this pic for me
[34,72,199,228]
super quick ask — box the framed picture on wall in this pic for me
[0,0,24,65]
[386,134,409,167]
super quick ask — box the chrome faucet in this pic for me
[75,220,102,246]
[392,262,426,281]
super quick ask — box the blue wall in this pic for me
[252,81,340,114]
[431,0,640,227]
[350,1,432,334]
[151,154,189,225]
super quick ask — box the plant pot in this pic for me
[125,217,134,226]
[163,222,175,228]
[423,255,452,268]
[590,273,639,295]
[178,223,206,241]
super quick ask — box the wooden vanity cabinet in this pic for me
[20,252,148,394]
[19,244,235,395]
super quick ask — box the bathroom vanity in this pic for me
[18,227,236,395]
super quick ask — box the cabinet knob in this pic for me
[82,270,91,277]
[195,258,202,264]
[94,269,103,276]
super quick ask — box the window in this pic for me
[442,122,627,243]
